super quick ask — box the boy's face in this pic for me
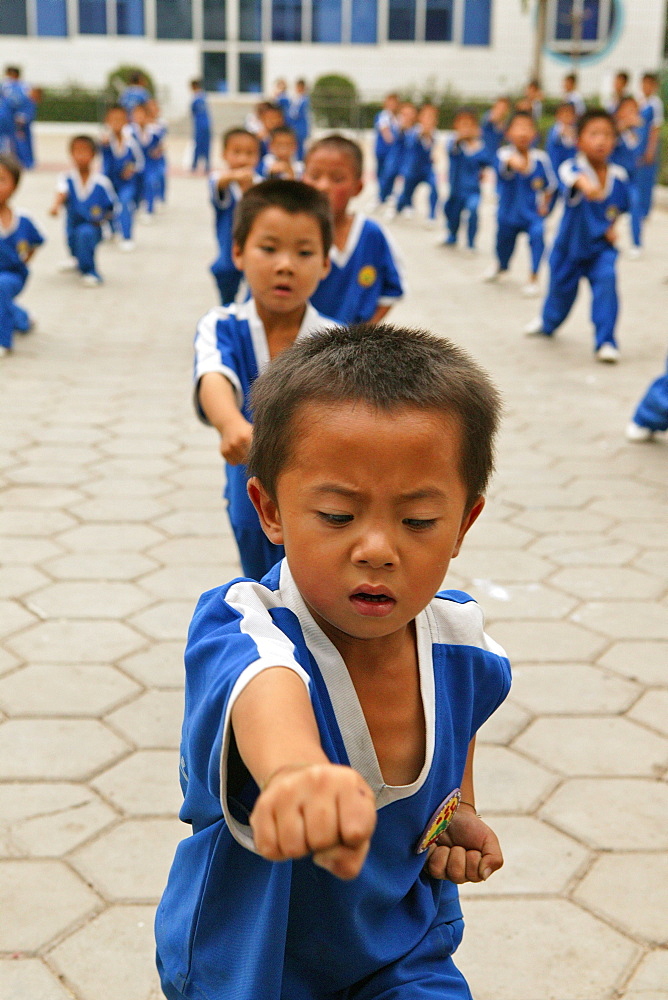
[418,105,438,131]
[250,402,483,646]
[265,109,284,132]
[132,107,148,127]
[454,114,479,141]
[225,134,260,171]
[271,133,297,162]
[616,99,638,130]
[304,147,362,218]
[232,207,329,317]
[564,76,575,92]
[506,117,536,151]
[614,74,627,94]
[106,108,127,134]
[641,77,656,98]
[578,118,615,162]
[0,164,17,203]
[399,104,417,128]
[71,139,95,170]
[386,95,399,114]
[556,105,576,127]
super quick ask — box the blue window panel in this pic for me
[272,0,302,41]
[239,52,263,93]
[462,0,491,45]
[555,0,601,42]
[313,0,341,41]
[240,0,261,39]
[156,0,192,37]
[117,0,144,34]
[425,0,453,41]
[78,0,106,33]
[388,0,415,40]
[0,1,27,33]
[203,51,227,91]
[204,0,226,39]
[37,0,68,35]
[555,0,573,40]
[351,0,376,42]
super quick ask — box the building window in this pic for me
[0,0,27,33]
[156,0,193,37]
[240,0,262,39]
[203,51,227,91]
[204,0,226,39]
[388,0,415,40]
[425,0,454,41]
[351,0,376,42]
[462,0,491,45]
[549,0,613,54]
[272,0,301,40]
[313,0,341,41]
[37,0,68,35]
[239,52,263,92]
[116,0,144,34]
[78,0,106,33]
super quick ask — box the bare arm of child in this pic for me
[644,125,660,164]
[232,666,377,880]
[49,191,67,216]
[370,304,392,324]
[198,372,254,465]
[425,736,503,884]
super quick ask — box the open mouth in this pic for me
[349,591,397,617]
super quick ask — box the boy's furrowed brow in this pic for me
[309,485,449,502]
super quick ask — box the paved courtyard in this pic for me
[0,130,667,1000]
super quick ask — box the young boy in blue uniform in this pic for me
[209,128,261,305]
[374,91,399,184]
[100,104,144,250]
[546,102,577,175]
[378,101,417,209]
[146,98,168,206]
[190,79,211,173]
[119,72,151,115]
[50,135,118,287]
[443,107,491,250]
[304,134,405,324]
[194,179,332,580]
[481,96,511,160]
[0,153,44,357]
[626,353,668,441]
[156,322,511,1000]
[525,110,630,363]
[288,79,310,160]
[128,102,163,219]
[484,111,556,297]
[636,72,664,221]
[259,125,303,179]
[2,67,34,168]
[395,102,440,223]
[611,96,643,256]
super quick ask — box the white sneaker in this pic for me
[119,239,135,252]
[482,265,503,282]
[0,345,8,357]
[58,257,79,272]
[140,213,154,225]
[595,343,620,363]
[82,273,102,287]
[625,421,653,442]
[521,282,540,298]
[627,246,643,260]
[523,316,547,337]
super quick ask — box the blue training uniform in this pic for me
[636,94,664,219]
[310,214,405,324]
[119,84,151,115]
[444,137,491,248]
[611,127,643,249]
[128,121,163,214]
[374,109,398,182]
[495,145,556,275]
[56,169,118,280]
[541,153,630,351]
[192,299,332,580]
[288,94,310,160]
[155,559,512,1000]
[191,89,211,172]
[209,172,261,306]
[632,354,668,432]
[480,112,505,160]
[378,126,414,204]
[101,130,144,240]
[0,210,44,349]
[546,122,577,175]
[396,126,439,219]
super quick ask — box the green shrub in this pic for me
[105,65,155,99]
[311,74,359,128]
[36,87,104,122]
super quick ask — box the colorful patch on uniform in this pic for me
[606,205,619,221]
[91,205,102,217]
[16,240,30,261]
[531,178,544,190]
[357,265,377,288]
[416,787,461,854]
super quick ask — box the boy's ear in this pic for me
[231,241,244,271]
[452,496,485,558]
[247,478,284,545]
[353,177,364,197]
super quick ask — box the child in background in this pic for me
[562,72,586,118]
[304,134,405,324]
[481,96,511,160]
[156,322,511,1000]
[443,107,491,250]
[260,125,303,179]
[636,72,664,221]
[0,153,44,357]
[100,104,144,251]
[484,111,556,297]
[129,102,163,220]
[606,70,630,114]
[2,67,34,168]
[146,98,168,207]
[190,79,211,173]
[120,71,151,116]
[193,179,332,580]
[612,96,643,257]
[50,135,118,287]
[395,101,440,224]
[626,354,668,441]
[258,103,285,158]
[525,79,543,122]
[289,79,311,160]
[374,92,399,186]
[546,102,578,175]
[378,101,417,212]
[209,127,261,306]
[524,110,630,363]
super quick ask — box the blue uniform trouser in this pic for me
[211,265,242,306]
[68,222,102,277]
[542,244,619,350]
[633,357,668,431]
[396,169,438,219]
[0,272,26,349]
[14,128,34,168]
[629,181,643,247]
[192,125,210,171]
[376,148,389,182]
[636,161,658,218]
[378,152,401,203]
[140,163,160,213]
[11,302,30,331]
[444,192,480,247]
[496,218,544,274]
[114,180,137,240]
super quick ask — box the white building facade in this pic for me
[0,0,665,118]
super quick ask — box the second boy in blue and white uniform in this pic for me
[209,128,261,305]
[100,104,144,248]
[444,108,491,249]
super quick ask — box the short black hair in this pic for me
[190,78,202,89]
[105,103,126,117]
[70,134,98,155]
[223,127,260,151]
[0,152,21,188]
[642,71,659,84]
[233,179,332,255]
[506,110,537,131]
[555,101,577,115]
[615,70,630,84]
[5,66,20,78]
[248,324,502,511]
[453,106,479,123]
[129,71,142,84]
[305,133,363,180]
[564,72,578,84]
[577,108,614,136]
[270,125,297,141]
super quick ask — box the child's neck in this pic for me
[78,165,91,181]
[255,300,307,357]
[0,201,12,226]
[585,154,608,182]
[333,211,354,250]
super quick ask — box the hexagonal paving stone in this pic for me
[0,508,77,536]
[83,475,169,497]
[574,853,668,944]
[458,521,536,549]
[476,699,531,745]
[0,719,128,780]
[129,600,196,641]
[490,620,607,663]
[20,445,99,466]
[6,619,145,663]
[147,535,237,565]
[0,860,99,951]
[91,457,174,480]
[42,551,158,581]
[474,745,558,814]
[598,641,668,686]
[510,664,640,715]
[48,905,161,1000]
[456,897,639,1000]
[0,958,74,998]
[5,464,92,487]
[551,566,666,601]
[540,778,668,850]
[0,647,20,677]
[572,601,668,640]
[0,599,37,637]
[106,690,183,748]
[529,533,639,566]
[466,581,577,620]
[455,548,553,584]
[153,508,229,537]
[56,523,165,553]
[0,485,85,507]
[622,950,668,996]
[459,815,589,896]
[71,818,186,901]
[1,537,63,564]
[118,641,185,689]
[0,663,140,717]
[509,508,613,534]
[137,563,234,600]
[514,717,668,777]
[9,790,116,858]
[26,581,153,620]
[100,436,176,457]
[627,689,668,738]
[0,565,50,599]
[92,750,182,815]
[69,496,168,523]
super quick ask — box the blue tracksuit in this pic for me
[481,112,505,160]
[101,130,144,239]
[374,109,398,181]
[636,95,664,219]
[191,90,211,171]
[378,126,414,203]
[0,211,44,349]
[288,94,310,160]
[2,80,35,168]
[495,145,556,274]
[192,299,332,580]
[541,154,630,350]
[632,354,668,432]
[396,127,439,219]
[611,128,643,247]
[209,171,260,305]
[56,169,118,279]
[444,137,491,247]
[127,122,163,214]
[546,123,577,175]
